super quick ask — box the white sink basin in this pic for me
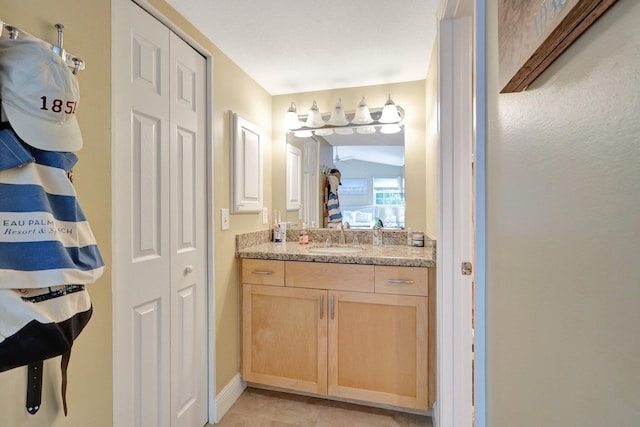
[308,247,363,254]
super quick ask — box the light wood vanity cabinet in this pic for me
[241,259,431,410]
[242,283,328,394]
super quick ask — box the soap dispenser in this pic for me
[372,218,382,246]
[299,222,309,245]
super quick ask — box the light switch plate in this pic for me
[262,207,269,225]
[221,208,230,230]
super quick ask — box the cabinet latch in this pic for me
[461,262,473,276]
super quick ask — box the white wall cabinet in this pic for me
[230,112,263,213]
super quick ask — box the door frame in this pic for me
[111,0,217,423]
[436,0,486,426]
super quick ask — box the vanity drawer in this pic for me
[374,266,428,296]
[286,261,374,292]
[242,259,285,286]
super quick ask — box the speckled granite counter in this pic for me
[236,231,436,268]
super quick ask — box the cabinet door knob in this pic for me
[184,265,194,274]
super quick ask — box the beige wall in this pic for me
[0,1,113,426]
[486,1,640,425]
[0,0,273,425]
[272,81,428,233]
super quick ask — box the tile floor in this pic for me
[211,388,433,426]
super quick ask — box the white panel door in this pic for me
[169,33,207,427]
[114,2,208,427]
[113,3,171,426]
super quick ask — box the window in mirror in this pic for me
[335,146,404,229]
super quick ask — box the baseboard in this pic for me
[214,373,247,423]
[248,382,433,417]
[433,402,439,427]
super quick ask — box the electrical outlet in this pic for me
[262,207,269,225]
[221,208,230,230]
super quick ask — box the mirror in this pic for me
[286,125,405,229]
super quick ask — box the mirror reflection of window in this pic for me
[335,148,404,229]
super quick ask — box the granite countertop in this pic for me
[236,241,436,268]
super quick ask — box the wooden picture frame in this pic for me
[498,0,619,93]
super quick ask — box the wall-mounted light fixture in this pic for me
[284,95,404,136]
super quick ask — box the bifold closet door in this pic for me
[168,26,208,427]
[113,1,208,426]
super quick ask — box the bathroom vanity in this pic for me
[236,232,436,411]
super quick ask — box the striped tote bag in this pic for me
[0,127,103,415]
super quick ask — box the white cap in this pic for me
[0,38,82,152]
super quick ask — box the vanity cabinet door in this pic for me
[327,291,428,410]
[242,284,328,395]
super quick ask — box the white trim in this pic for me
[205,46,218,427]
[436,10,474,427]
[214,374,247,423]
[473,2,488,426]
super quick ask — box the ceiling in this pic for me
[165,0,440,95]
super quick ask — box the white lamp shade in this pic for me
[351,96,373,124]
[334,127,354,135]
[294,129,313,138]
[356,125,376,135]
[284,102,301,129]
[380,124,401,134]
[304,100,325,128]
[314,128,334,136]
[378,95,402,123]
[327,98,349,126]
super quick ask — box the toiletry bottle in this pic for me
[299,223,309,245]
[273,210,281,242]
[279,220,287,243]
[372,218,382,246]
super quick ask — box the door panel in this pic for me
[328,291,428,410]
[242,284,328,395]
[134,301,162,427]
[175,129,196,250]
[169,32,207,427]
[131,113,163,260]
[114,3,171,426]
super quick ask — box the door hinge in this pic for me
[461,262,473,276]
